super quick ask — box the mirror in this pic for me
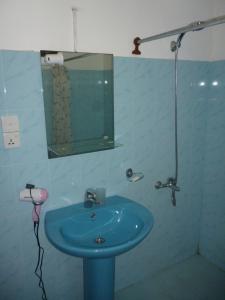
[40,51,114,158]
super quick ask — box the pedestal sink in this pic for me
[45,195,154,300]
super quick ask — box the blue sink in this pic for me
[45,195,154,258]
[45,195,154,300]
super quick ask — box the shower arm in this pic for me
[132,14,225,54]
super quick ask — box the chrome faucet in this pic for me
[84,188,105,208]
[155,177,180,190]
[155,178,180,206]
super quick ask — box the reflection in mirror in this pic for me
[40,51,114,158]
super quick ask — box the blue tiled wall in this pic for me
[199,61,225,269]
[0,50,223,300]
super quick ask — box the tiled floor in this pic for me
[116,255,225,300]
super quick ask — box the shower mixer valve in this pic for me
[155,178,180,206]
[155,177,180,191]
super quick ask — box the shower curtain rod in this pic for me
[132,14,225,55]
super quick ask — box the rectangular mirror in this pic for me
[40,51,114,158]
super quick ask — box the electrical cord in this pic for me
[29,188,48,300]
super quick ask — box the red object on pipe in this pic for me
[132,37,141,55]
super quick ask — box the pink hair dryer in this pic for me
[20,185,48,222]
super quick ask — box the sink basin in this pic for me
[45,195,154,300]
[45,195,154,258]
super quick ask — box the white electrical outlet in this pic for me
[3,132,20,148]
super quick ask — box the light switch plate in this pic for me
[1,115,20,132]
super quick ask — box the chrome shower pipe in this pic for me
[174,47,179,184]
[137,15,225,45]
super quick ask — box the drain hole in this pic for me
[95,236,105,244]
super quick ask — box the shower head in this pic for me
[170,32,186,52]
[170,20,205,52]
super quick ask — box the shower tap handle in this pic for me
[155,181,171,189]
[155,180,171,189]
[155,178,180,191]
[155,181,163,189]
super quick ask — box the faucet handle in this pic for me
[85,188,106,205]
[155,181,162,189]
[84,189,97,208]
[86,189,97,200]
